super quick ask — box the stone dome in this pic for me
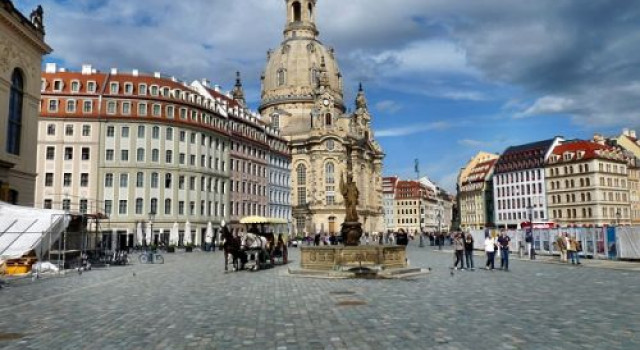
[260,0,344,113]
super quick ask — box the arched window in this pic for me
[325,162,335,205]
[308,2,313,18]
[277,69,286,86]
[325,113,332,126]
[165,173,172,189]
[272,114,280,129]
[150,198,158,214]
[292,1,301,21]
[164,199,172,215]
[296,164,307,205]
[7,69,24,155]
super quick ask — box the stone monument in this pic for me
[340,143,363,246]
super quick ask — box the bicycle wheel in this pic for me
[155,254,164,264]
[138,254,149,264]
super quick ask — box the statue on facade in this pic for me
[355,83,368,111]
[29,5,44,32]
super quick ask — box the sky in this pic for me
[17,0,640,193]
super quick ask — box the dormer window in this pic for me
[150,85,159,96]
[87,81,97,93]
[138,84,147,96]
[106,100,117,115]
[53,79,63,92]
[124,82,134,95]
[109,82,119,94]
[70,80,80,93]
[162,87,169,97]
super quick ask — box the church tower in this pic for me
[260,0,384,235]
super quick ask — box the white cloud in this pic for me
[375,100,402,114]
[516,96,576,118]
[376,121,451,138]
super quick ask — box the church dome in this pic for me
[260,0,344,113]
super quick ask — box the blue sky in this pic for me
[17,0,640,192]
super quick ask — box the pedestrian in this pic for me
[555,233,566,262]
[497,231,511,271]
[525,228,533,259]
[453,233,465,270]
[429,233,434,246]
[568,235,581,265]
[484,233,496,270]
[438,232,444,251]
[464,232,475,271]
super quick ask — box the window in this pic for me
[135,198,144,215]
[152,149,159,162]
[150,85,159,96]
[297,164,307,205]
[104,173,114,187]
[166,105,175,119]
[121,149,129,162]
[189,177,195,191]
[53,79,62,92]
[104,200,112,215]
[124,83,133,94]
[107,126,115,137]
[46,146,55,160]
[138,103,147,116]
[138,84,147,95]
[80,173,89,187]
[62,199,70,211]
[82,125,91,136]
[64,147,73,160]
[109,82,119,94]
[120,173,128,187]
[48,99,58,112]
[66,100,76,113]
[136,172,144,187]
[122,126,129,138]
[152,126,160,139]
[150,198,158,215]
[277,68,286,86]
[44,173,53,187]
[151,173,159,188]
[179,201,185,215]
[43,199,52,209]
[106,149,114,161]
[47,124,56,135]
[65,125,74,136]
[87,81,96,93]
[165,173,172,189]
[107,101,117,114]
[63,173,72,187]
[164,199,172,215]
[7,69,24,155]
[152,104,161,117]
[70,80,80,93]
[179,153,185,165]
[118,200,128,215]
[138,125,145,138]
[180,131,186,142]
[165,150,173,164]
[190,132,196,144]
[136,148,145,162]
[166,127,173,141]
[122,102,131,115]
[81,147,90,160]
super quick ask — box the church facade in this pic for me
[259,0,385,235]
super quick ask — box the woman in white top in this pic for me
[484,234,496,270]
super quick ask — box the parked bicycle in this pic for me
[138,250,164,264]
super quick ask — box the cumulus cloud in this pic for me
[376,121,451,138]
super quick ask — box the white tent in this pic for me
[170,222,179,245]
[136,222,143,246]
[0,201,69,262]
[184,221,192,245]
[205,222,213,244]
[145,222,152,245]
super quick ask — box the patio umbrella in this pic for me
[170,222,179,245]
[205,222,213,244]
[145,221,152,245]
[136,222,143,246]
[184,221,192,245]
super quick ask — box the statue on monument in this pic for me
[340,171,359,223]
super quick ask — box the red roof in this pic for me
[549,140,623,163]
[467,159,497,183]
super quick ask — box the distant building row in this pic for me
[382,176,454,233]
[458,129,640,230]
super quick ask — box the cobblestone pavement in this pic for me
[1,243,639,350]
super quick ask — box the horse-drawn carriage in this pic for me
[222,216,289,271]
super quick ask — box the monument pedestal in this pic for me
[341,221,363,246]
[300,245,407,270]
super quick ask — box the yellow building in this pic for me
[607,130,640,225]
[458,152,499,231]
[259,0,384,235]
[0,1,51,205]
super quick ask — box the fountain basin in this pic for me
[300,245,407,270]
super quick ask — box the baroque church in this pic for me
[259,0,385,235]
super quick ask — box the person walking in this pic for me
[568,235,581,265]
[497,231,511,271]
[438,232,444,251]
[525,229,533,259]
[464,232,475,271]
[484,233,496,270]
[555,233,567,262]
[453,233,465,270]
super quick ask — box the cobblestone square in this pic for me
[1,244,639,350]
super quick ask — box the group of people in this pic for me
[554,233,582,265]
[451,232,475,270]
[452,231,513,271]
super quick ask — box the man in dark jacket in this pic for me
[497,231,511,271]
